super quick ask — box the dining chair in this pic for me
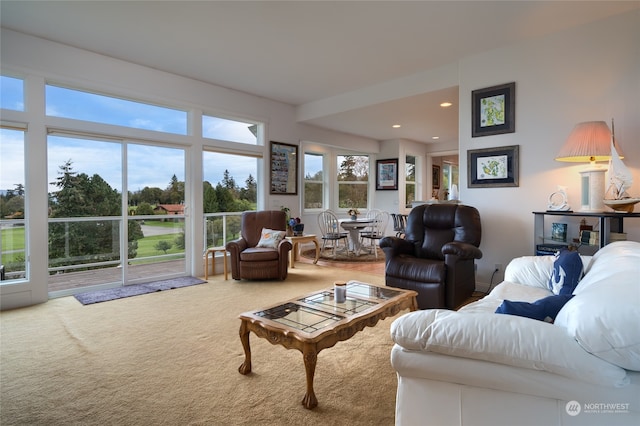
[391,213,408,238]
[360,210,389,259]
[317,210,349,258]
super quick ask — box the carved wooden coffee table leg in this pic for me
[301,345,318,409]
[238,320,252,374]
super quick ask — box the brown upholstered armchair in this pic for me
[226,210,292,280]
[379,204,482,310]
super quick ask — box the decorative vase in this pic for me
[351,215,357,220]
[286,227,293,237]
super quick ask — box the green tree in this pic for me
[222,169,236,191]
[163,174,184,204]
[48,160,142,267]
[0,184,25,218]
[135,202,155,216]
[337,155,368,209]
[154,240,172,254]
[203,181,218,213]
[215,183,235,212]
[239,174,257,204]
[338,155,357,181]
[138,186,163,205]
[174,232,185,249]
[304,170,323,209]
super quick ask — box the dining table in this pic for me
[339,218,373,256]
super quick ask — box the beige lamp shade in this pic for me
[555,121,617,163]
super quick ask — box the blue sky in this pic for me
[1,77,260,193]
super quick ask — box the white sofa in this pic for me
[390,240,640,426]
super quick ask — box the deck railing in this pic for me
[1,211,246,290]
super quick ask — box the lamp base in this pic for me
[579,167,606,212]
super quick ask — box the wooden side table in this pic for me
[203,246,228,280]
[285,234,319,268]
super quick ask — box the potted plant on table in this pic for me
[348,208,360,220]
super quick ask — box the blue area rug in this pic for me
[74,276,207,305]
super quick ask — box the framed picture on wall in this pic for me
[432,165,441,189]
[269,141,298,195]
[376,159,398,190]
[471,82,515,137]
[467,145,519,188]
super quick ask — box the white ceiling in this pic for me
[2,1,637,144]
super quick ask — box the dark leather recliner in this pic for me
[379,203,482,310]
[226,210,292,280]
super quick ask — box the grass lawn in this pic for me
[1,226,25,265]
[136,233,184,257]
[1,223,184,266]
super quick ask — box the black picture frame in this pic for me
[472,82,515,137]
[269,141,298,195]
[376,159,398,190]
[467,145,519,188]
[432,165,440,189]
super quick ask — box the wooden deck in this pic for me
[47,250,384,294]
[48,259,186,293]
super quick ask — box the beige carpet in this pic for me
[1,263,403,426]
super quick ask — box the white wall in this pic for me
[459,11,640,288]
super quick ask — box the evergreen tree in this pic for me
[163,174,184,204]
[203,181,218,213]
[48,160,142,267]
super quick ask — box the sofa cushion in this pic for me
[390,309,629,387]
[554,241,640,371]
[503,254,591,291]
[256,228,285,248]
[495,294,574,322]
[548,249,583,295]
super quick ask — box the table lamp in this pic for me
[555,121,614,212]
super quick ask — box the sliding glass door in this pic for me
[47,135,187,295]
[126,143,186,284]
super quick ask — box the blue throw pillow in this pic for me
[548,249,583,295]
[495,294,574,323]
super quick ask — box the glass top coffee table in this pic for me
[238,281,418,409]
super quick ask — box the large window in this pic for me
[202,151,259,249]
[304,152,323,209]
[3,73,270,301]
[337,155,368,210]
[202,115,258,145]
[46,135,189,293]
[0,128,27,282]
[46,84,187,134]
[0,76,24,111]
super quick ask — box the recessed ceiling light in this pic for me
[440,102,453,107]
[432,136,440,140]
[392,124,401,128]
